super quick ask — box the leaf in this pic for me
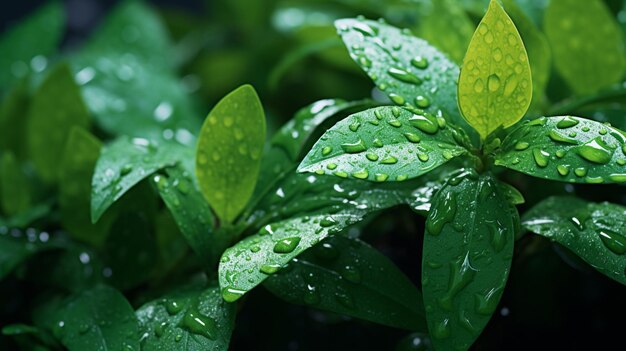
[0,227,57,281]
[422,170,517,351]
[0,80,29,158]
[494,116,626,184]
[136,282,236,351]
[502,0,551,113]
[26,64,90,183]
[334,18,476,141]
[219,174,420,302]
[458,0,532,139]
[0,152,30,216]
[196,85,266,223]
[152,166,225,265]
[419,0,474,64]
[0,2,64,90]
[544,0,626,95]
[59,128,112,248]
[37,285,140,351]
[522,196,626,285]
[91,136,192,222]
[298,106,468,182]
[264,236,426,331]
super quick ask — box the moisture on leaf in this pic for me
[458,0,532,139]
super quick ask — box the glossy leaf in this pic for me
[219,174,421,302]
[152,166,225,265]
[0,152,30,217]
[422,170,517,351]
[419,0,474,63]
[38,285,140,351]
[26,64,90,182]
[494,116,626,184]
[264,236,426,331]
[335,18,475,140]
[458,0,532,139]
[523,196,626,285]
[544,0,626,95]
[60,128,112,248]
[136,282,236,351]
[0,2,64,90]
[91,136,192,222]
[196,85,266,223]
[298,106,468,182]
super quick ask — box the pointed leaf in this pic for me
[264,236,426,331]
[91,137,192,222]
[458,0,532,139]
[494,116,626,184]
[26,64,90,182]
[196,85,266,223]
[523,196,626,286]
[335,18,475,140]
[422,170,517,350]
[136,282,236,351]
[0,2,64,89]
[544,0,626,95]
[0,152,30,217]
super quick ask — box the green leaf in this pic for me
[523,197,626,285]
[196,85,266,223]
[152,166,225,265]
[502,0,551,113]
[419,0,474,64]
[136,282,236,351]
[219,174,420,302]
[26,64,90,183]
[458,0,532,139]
[494,116,626,184]
[298,106,468,182]
[335,18,476,141]
[60,128,112,248]
[91,136,192,222]
[0,80,29,158]
[0,152,30,216]
[264,236,426,331]
[544,0,626,95]
[422,170,517,350]
[0,2,64,90]
[0,228,57,281]
[38,285,140,351]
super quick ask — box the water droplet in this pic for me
[273,237,301,253]
[260,264,282,274]
[352,169,369,179]
[514,141,529,150]
[349,121,361,132]
[598,229,626,255]
[396,174,408,181]
[438,253,476,310]
[320,217,337,227]
[585,176,604,184]
[341,139,367,153]
[433,319,450,339]
[426,191,456,235]
[389,93,406,105]
[487,74,500,92]
[155,322,167,337]
[387,119,402,127]
[556,117,579,129]
[574,167,587,177]
[475,284,504,315]
[548,130,578,144]
[487,222,508,252]
[326,163,337,170]
[557,164,570,176]
[532,149,550,168]
[415,96,430,108]
[375,173,389,182]
[388,67,422,85]
[179,305,217,340]
[381,156,398,164]
[166,300,185,315]
[222,287,245,302]
[334,171,348,178]
[404,132,421,143]
[322,146,332,156]
[418,153,429,162]
[341,265,362,283]
[411,56,428,69]
[366,153,379,161]
[577,137,613,164]
[352,22,378,36]
[409,114,439,134]
[608,173,626,183]
[373,138,384,147]
[120,164,133,176]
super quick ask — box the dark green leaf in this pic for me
[26,64,90,183]
[136,282,236,351]
[0,227,57,281]
[419,0,474,63]
[0,2,64,90]
[422,170,517,350]
[0,80,29,158]
[0,152,30,216]
[544,0,626,94]
[523,196,626,285]
[494,116,626,184]
[335,18,476,140]
[298,106,467,182]
[264,236,426,331]
[196,85,266,223]
[38,285,140,351]
[91,136,192,222]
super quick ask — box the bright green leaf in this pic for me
[335,18,476,141]
[26,64,90,183]
[419,0,474,64]
[0,2,64,90]
[523,196,626,285]
[494,116,626,184]
[458,0,532,139]
[136,282,236,351]
[0,152,30,217]
[196,85,266,223]
[91,136,192,223]
[422,170,517,350]
[298,106,468,182]
[544,0,626,95]
[264,236,426,331]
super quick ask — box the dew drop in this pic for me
[532,148,550,168]
[409,114,439,134]
[577,137,613,164]
[388,67,422,85]
[598,229,626,255]
[341,139,367,153]
[273,237,301,253]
